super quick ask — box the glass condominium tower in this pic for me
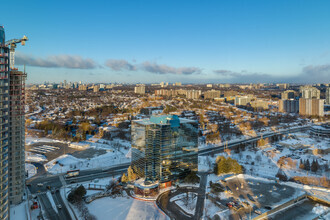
[0,26,10,220]
[131,115,198,184]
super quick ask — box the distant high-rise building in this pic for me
[279,99,299,113]
[134,84,145,94]
[78,84,87,91]
[326,87,330,105]
[131,115,198,186]
[281,90,295,100]
[204,89,221,99]
[277,83,288,89]
[93,85,100,92]
[186,90,201,100]
[300,86,320,99]
[299,98,324,116]
[234,96,252,106]
[8,70,26,204]
[0,25,10,220]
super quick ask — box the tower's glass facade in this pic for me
[131,115,198,184]
[0,26,9,220]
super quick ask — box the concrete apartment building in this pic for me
[279,99,299,113]
[299,98,324,117]
[186,90,201,100]
[134,84,145,94]
[326,87,330,105]
[0,26,10,220]
[204,89,221,99]
[281,90,295,100]
[300,86,320,99]
[234,96,252,106]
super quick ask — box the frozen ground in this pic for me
[10,201,27,220]
[203,130,329,181]
[86,195,167,220]
[170,192,197,215]
[25,136,67,145]
[44,138,131,174]
[204,173,330,219]
[25,151,48,163]
[26,163,37,179]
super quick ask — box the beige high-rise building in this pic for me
[299,98,324,116]
[281,90,295,100]
[186,90,201,100]
[204,89,221,99]
[134,84,145,94]
[279,99,299,113]
[300,86,320,99]
[326,87,330,105]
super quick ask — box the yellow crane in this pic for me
[5,35,28,69]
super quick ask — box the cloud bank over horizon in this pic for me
[16,53,330,84]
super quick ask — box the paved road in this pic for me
[27,162,130,194]
[38,193,60,220]
[52,191,72,220]
[31,162,46,176]
[199,126,309,156]
[195,172,208,220]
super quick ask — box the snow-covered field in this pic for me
[86,195,167,220]
[44,138,131,174]
[170,192,197,215]
[10,201,27,220]
[25,151,48,163]
[204,173,330,219]
[26,163,37,178]
[25,136,67,145]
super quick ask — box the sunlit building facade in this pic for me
[131,115,198,186]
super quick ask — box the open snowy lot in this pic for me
[205,174,330,219]
[86,195,167,220]
[43,138,131,174]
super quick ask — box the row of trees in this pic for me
[121,165,144,183]
[299,159,320,173]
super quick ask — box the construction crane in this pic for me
[5,35,28,69]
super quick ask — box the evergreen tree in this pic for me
[311,160,318,173]
[304,159,310,171]
[299,159,304,169]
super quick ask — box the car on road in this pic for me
[46,185,51,190]
[57,204,62,209]
[37,183,43,187]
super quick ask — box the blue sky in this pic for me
[2,0,330,84]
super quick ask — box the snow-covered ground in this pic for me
[170,192,197,215]
[44,138,131,174]
[25,152,48,163]
[25,136,67,145]
[46,191,58,214]
[86,195,167,220]
[10,201,28,220]
[26,163,37,179]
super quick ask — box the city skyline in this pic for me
[2,0,330,84]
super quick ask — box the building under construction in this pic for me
[8,69,26,205]
[0,26,27,219]
[0,25,10,220]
